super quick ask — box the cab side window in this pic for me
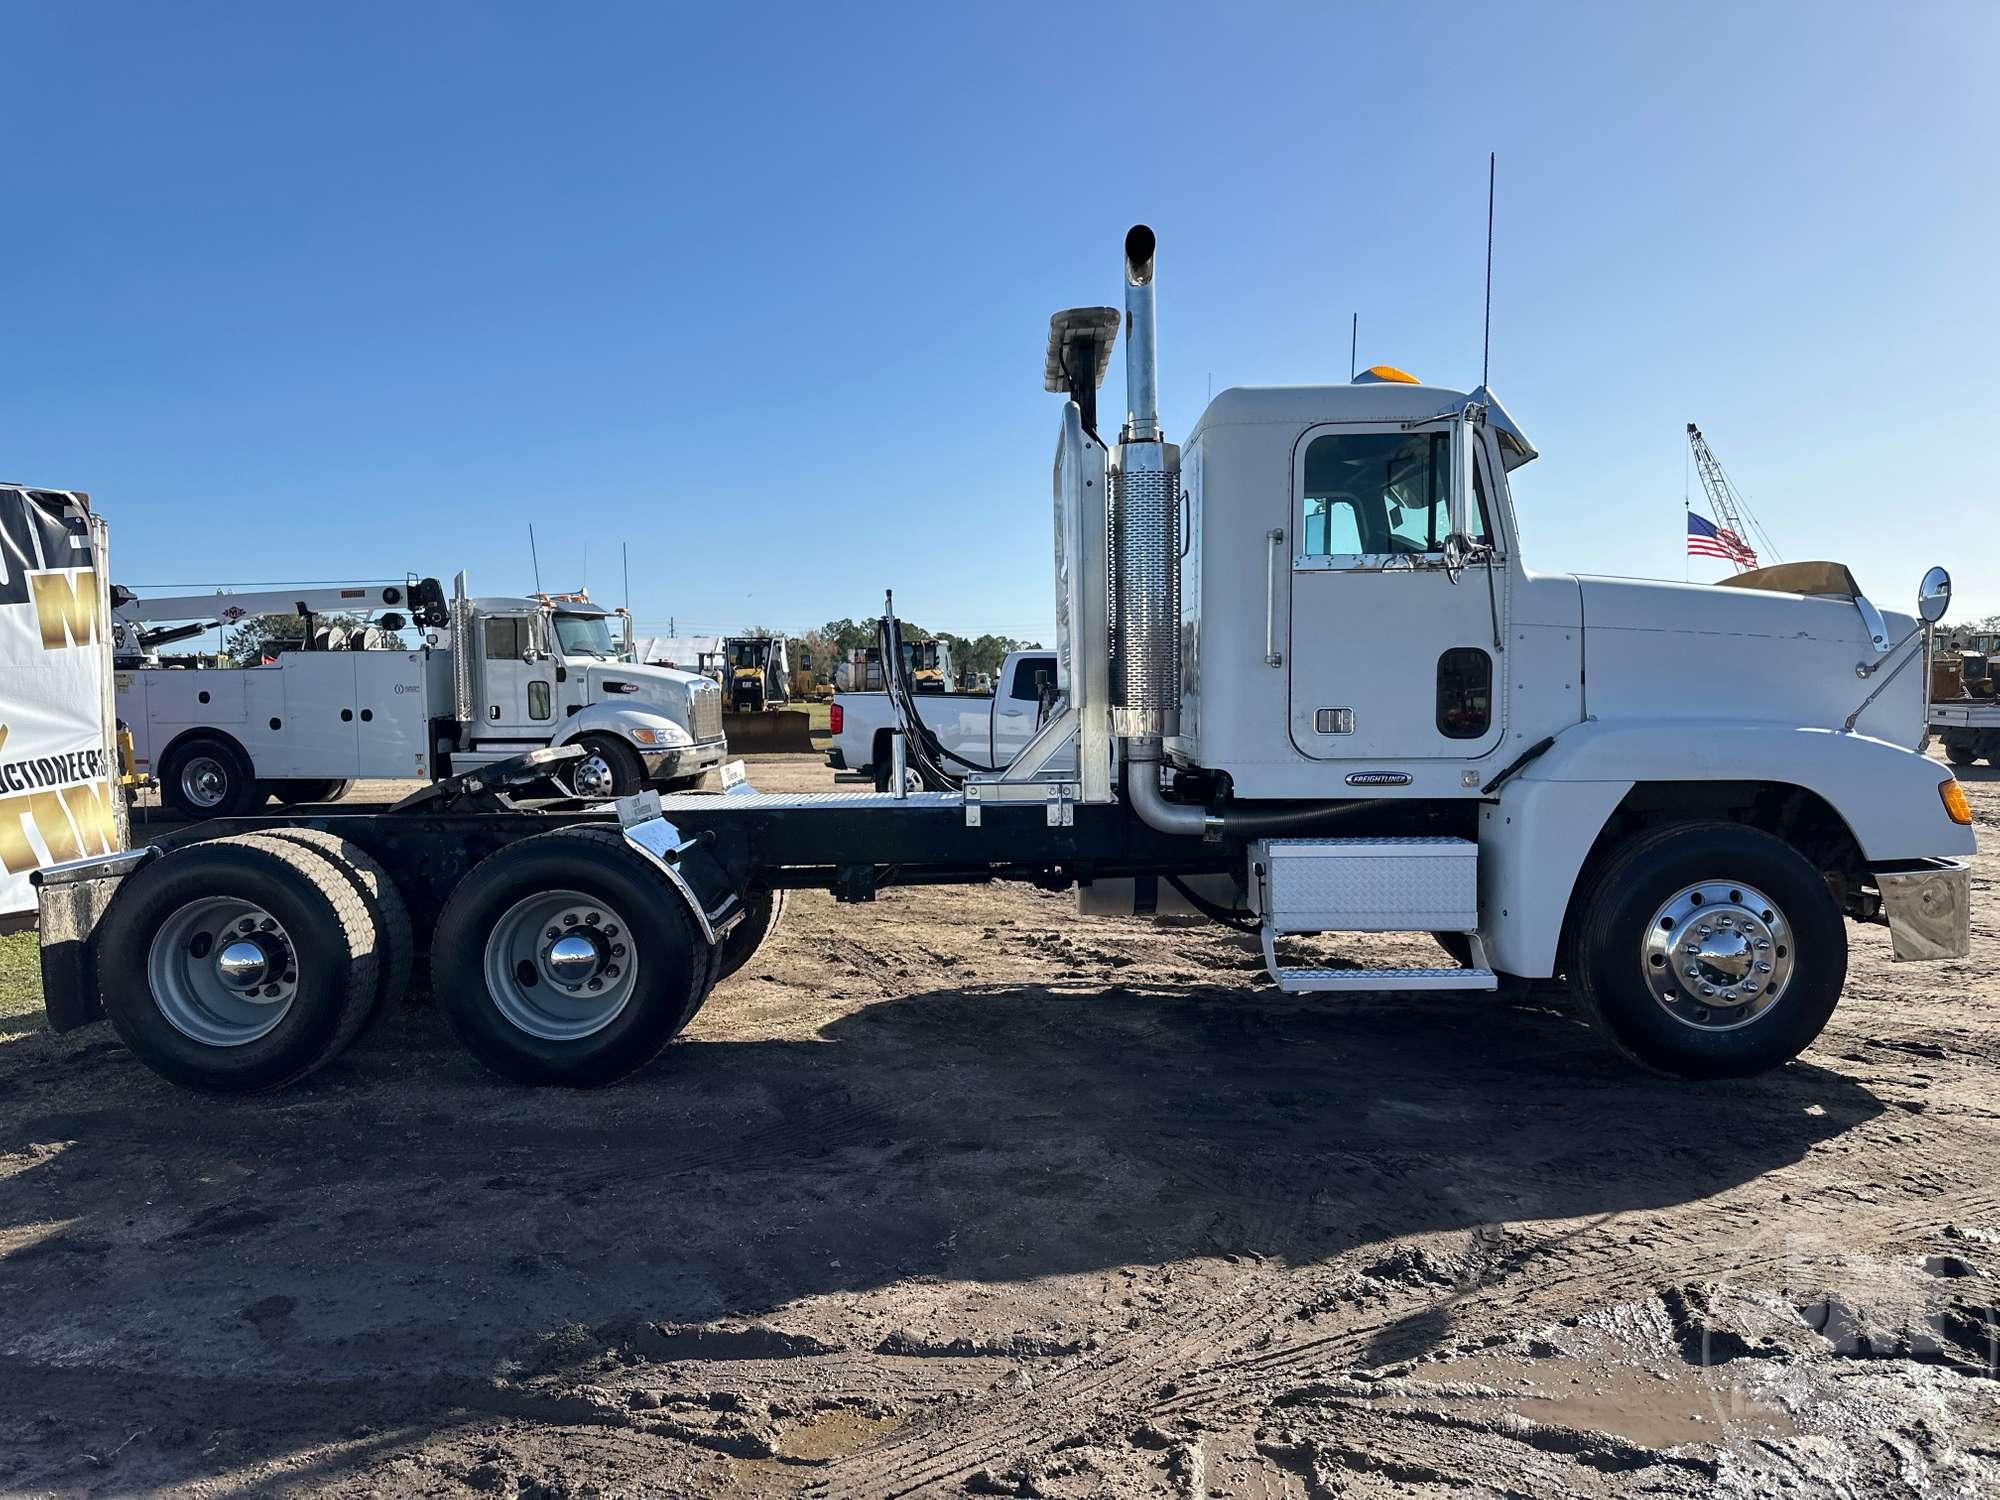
[1300,431,1490,559]
[484,618,523,660]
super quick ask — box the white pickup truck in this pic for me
[829,649,1056,789]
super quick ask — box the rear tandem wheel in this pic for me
[94,834,382,1092]
[431,826,717,1086]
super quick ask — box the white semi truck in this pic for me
[34,224,1972,1095]
[112,575,726,816]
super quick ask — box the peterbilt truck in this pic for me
[34,225,1971,1096]
[112,574,725,816]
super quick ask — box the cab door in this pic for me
[477,614,557,739]
[1286,421,1507,761]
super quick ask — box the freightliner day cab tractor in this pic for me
[112,575,726,816]
[34,226,1972,1094]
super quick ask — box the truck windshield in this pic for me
[553,613,617,658]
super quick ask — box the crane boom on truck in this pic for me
[31,223,1973,1098]
[111,573,726,816]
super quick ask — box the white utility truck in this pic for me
[830,648,1057,789]
[113,575,726,816]
[35,225,1972,1095]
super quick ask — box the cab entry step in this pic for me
[1250,836,1494,994]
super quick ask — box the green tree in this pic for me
[224,612,392,666]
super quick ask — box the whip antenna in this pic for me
[528,525,543,592]
[1482,152,1496,389]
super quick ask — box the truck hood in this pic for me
[574,661,715,729]
[1575,575,1924,749]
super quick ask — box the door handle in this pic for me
[1264,527,1285,667]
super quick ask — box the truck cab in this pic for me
[455,592,726,797]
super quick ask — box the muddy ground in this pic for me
[1,753,1997,1497]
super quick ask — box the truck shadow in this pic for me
[0,979,1883,1487]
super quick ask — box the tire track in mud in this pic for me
[814,1181,2000,1495]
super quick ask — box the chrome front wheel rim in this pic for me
[1643,880,1794,1032]
[481,889,638,1041]
[147,897,299,1046]
[180,755,231,809]
[569,753,616,799]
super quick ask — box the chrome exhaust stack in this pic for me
[1109,224,1181,743]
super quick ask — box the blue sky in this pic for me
[4,2,1995,639]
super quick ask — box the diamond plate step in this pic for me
[1259,925,1498,994]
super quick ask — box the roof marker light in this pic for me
[1354,365,1421,385]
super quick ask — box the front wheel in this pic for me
[432,826,714,1086]
[1568,821,1845,1079]
[560,735,643,800]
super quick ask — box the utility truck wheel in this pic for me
[96,834,380,1092]
[561,736,642,800]
[160,737,262,820]
[256,828,414,1018]
[272,779,352,806]
[714,890,786,985]
[432,826,712,1086]
[1944,734,1977,767]
[1568,821,1844,1079]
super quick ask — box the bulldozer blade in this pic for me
[722,709,817,754]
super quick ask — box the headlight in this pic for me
[628,728,660,745]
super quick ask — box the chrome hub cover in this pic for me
[148,898,300,1047]
[1642,880,1794,1031]
[482,890,638,1041]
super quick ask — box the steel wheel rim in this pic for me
[1642,879,1795,1032]
[569,753,616,799]
[147,897,299,1047]
[180,755,230,809]
[481,888,638,1041]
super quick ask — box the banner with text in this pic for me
[1,485,117,919]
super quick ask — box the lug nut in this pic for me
[605,965,620,978]
[587,979,602,991]
[564,914,578,926]
[585,913,600,926]
[612,944,626,957]
[547,927,560,939]
[604,926,618,938]
[239,918,256,933]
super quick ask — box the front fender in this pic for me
[1478,719,1973,978]
[1525,721,1972,862]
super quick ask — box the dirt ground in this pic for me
[1,753,1997,1497]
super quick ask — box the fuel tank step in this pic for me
[1257,926,1499,994]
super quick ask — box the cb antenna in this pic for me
[528,524,544,593]
[1349,312,1358,382]
[1481,151,1496,390]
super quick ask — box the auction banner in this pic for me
[0,485,119,921]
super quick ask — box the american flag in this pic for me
[1687,510,1757,566]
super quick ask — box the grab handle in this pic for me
[1264,527,1285,667]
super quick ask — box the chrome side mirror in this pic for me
[1919,565,1952,624]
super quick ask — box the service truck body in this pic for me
[115,579,725,816]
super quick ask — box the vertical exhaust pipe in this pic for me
[1123,225,1159,442]
[1109,224,1180,741]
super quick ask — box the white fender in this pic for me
[1480,720,1972,977]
